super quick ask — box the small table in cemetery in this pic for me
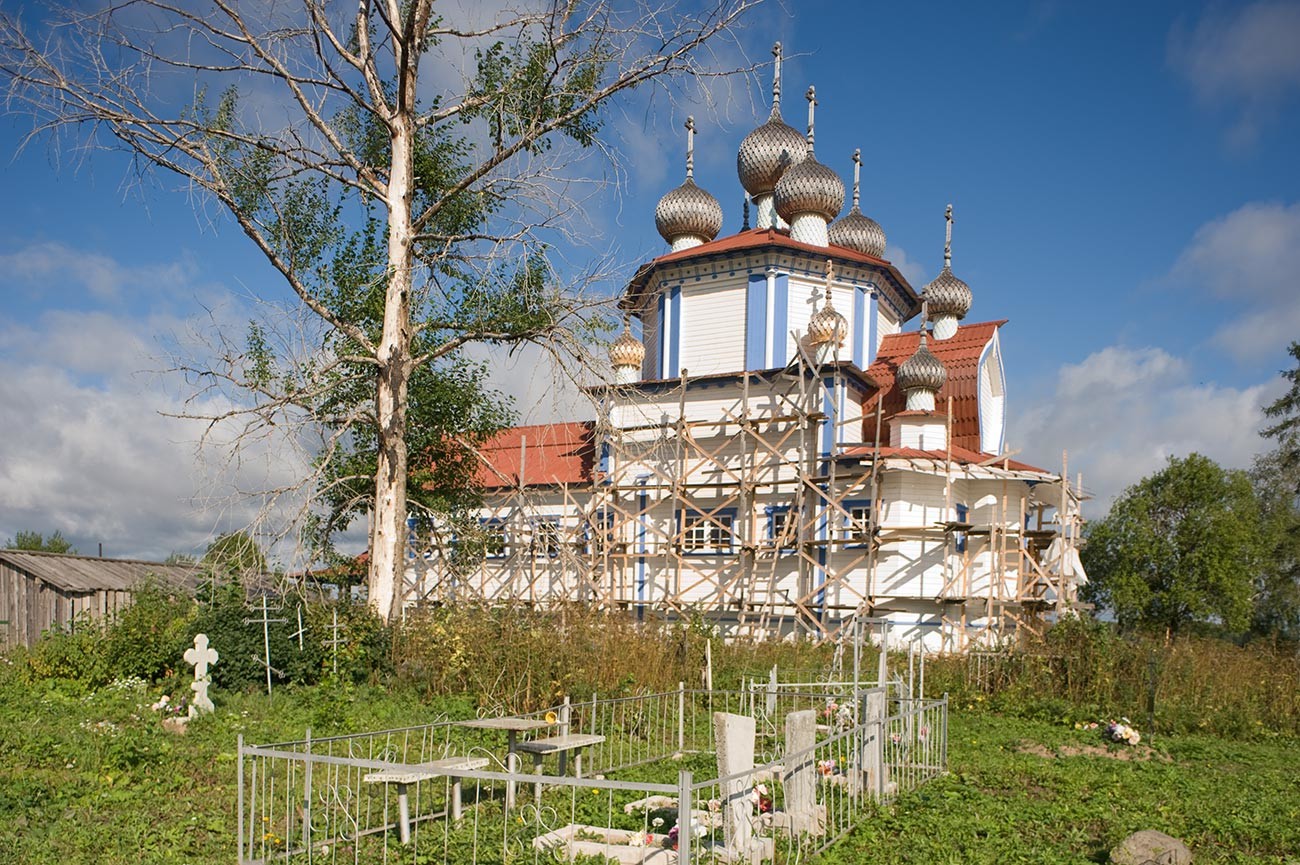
[515,733,607,807]
[455,716,555,809]
[363,756,489,844]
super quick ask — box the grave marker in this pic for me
[183,633,219,717]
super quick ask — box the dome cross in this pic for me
[851,149,862,210]
[805,86,818,152]
[772,42,783,114]
[685,116,696,180]
[944,203,953,269]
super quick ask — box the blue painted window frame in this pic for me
[764,504,796,551]
[480,518,509,559]
[840,499,874,548]
[955,503,969,553]
[679,507,737,555]
[531,517,562,559]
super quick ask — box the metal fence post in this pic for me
[302,727,312,854]
[236,734,244,864]
[678,681,686,753]
[678,769,693,865]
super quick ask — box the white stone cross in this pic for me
[184,632,219,717]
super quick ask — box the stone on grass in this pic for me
[1110,830,1192,865]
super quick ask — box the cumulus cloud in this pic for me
[1016,345,1276,513]
[0,244,309,563]
[1168,0,1300,148]
[1168,200,1300,361]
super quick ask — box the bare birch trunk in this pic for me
[369,9,423,623]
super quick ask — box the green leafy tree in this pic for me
[1262,341,1300,487]
[1081,453,1263,637]
[202,532,268,579]
[4,529,75,554]
[1,0,759,622]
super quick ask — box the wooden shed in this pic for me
[0,550,202,648]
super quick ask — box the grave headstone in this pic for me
[183,633,219,718]
[783,709,821,833]
[714,711,771,862]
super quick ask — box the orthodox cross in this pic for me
[944,204,953,269]
[243,595,286,699]
[183,633,219,716]
[321,608,346,679]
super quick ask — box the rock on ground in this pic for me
[1110,830,1192,865]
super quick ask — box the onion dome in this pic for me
[896,331,947,394]
[737,43,808,199]
[608,322,645,369]
[922,204,972,320]
[808,259,848,346]
[774,87,844,226]
[655,117,722,249]
[828,149,887,258]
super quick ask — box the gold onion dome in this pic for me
[774,87,844,225]
[737,43,808,198]
[808,260,848,346]
[922,205,971,319]
[655,117,723,245]
[608,323,645,369]
[896,331,947,394]
[828,149,887,258]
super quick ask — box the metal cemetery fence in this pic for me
[236,688,948,864]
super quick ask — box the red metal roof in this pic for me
[475,422,595,489]
[861,320,1006,452]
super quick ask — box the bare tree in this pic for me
[0,0,761,621]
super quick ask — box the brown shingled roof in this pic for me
[840,444,1048,474]
[622,228,919,316]
[475,422,595,489]
[862,320,1006,451]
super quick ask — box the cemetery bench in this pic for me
[516,733,606,806]
[363,756,489,844]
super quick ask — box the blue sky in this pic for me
[2,0,1299,561]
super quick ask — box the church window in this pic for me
[681,511,735,554]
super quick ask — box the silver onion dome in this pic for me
[923,204,971,318]
[808,259,848,346]
[655,117,723,245]
[808,301,848,346]
[608,323,645,369]
[923,267,972,318]
[774,87,844,225]
[828,149,887,258]
[737,42,808,198]
[896,332,947,394]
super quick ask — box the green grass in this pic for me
[827,714,1300,864]
[1,664,1295,864]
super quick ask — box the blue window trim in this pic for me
[530,517,562,559]
[480,517,509,559]
[840,498,874,549]
[679,506,738,555]
[764,504,796,552]
[584,510,615,554]
[955,503,969,553]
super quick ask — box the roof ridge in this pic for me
[0,548,197,568]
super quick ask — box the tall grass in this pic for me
[390,602,832,710]
[922,618,1300,738]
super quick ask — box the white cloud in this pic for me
[0,245,310,563]
[884,243,926,291]
[1169,0,1300,148]
[1168,200,1300,361]
[1016,345,1276,513]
